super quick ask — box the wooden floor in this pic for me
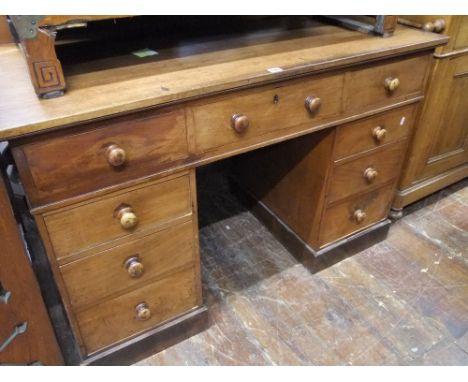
[136,164,468,366]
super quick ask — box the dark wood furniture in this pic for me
[0,18,63,365]
[392,16,468,215]
[0,17,447,364]
[0,167,63,365]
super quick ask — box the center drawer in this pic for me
[43,173,193,260]
[189,72,344,153]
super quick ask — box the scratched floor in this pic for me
[136,164,468,366]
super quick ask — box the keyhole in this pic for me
[273,94,280,104]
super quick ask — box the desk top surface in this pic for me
[0,19,447,140]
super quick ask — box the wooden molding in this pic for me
[393,164,468,209]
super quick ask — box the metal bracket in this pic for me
[0,322,28,352]
[324,16,395,37]
[8,16,45,40]
[0,282,11,304]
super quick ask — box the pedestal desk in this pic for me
[0,17,447,364]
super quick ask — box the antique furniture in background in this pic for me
[0,16,447,364]
[392,16,468,216]
[0,17,63,366]
[0,152,63,365]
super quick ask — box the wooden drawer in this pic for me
[13,108,188,206]
[328,141,408,204]
[60,220,196,310]
[190,73,344,153]
[76,266,200,355]
[334,104,416,160]
[343,54,430,113]
[320,185,395,246]
[43,173,193,261]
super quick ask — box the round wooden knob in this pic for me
[135,303,151,321]
[115,205,138,230]
[353,209,367,224]
[106,144,126,167]
[433,19,446,33]
[422,22,435,32]
[125,256,144,278]
[363,167,378,183]
[372,126,387,142]
[304,96,322,113]
[384,77,400,92]
[231,114,249,134]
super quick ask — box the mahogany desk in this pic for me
[0,18,447,364]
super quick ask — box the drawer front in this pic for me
[14,108,188,206]
[344,54,429,113]
[61,220,195,310]
[190,73,344,153]
[44,173,192,260]
[320,185,395,246]
[328,141,407,204]
[334,104,416,160]
[76,266,200,355]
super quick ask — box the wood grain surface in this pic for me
[137,168,468,366]
[343,53,430,113]
[60,220,196,310]
[42,172,192,260]
[12,107,188,205]
[0,172,63,365]
[327,141,408,204]
[320,184,395,246]
[0,21,447,140]
[334,104,416,160]
[76,266,200,355]
[190,72,343,153]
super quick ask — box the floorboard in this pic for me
[136,164,468,366]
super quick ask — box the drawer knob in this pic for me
[304,96,322,113]
[363,167,378,183]
[231,114,250,134]
[433,19,446,33]
[423,19,446,33]
[125,256,144,278]
[384,77,400,92]
[422,22,435,32]
[115,204,138,230]
[135,303,151,321]
[106,144,127,167]
[353,209,367,224]
[372,126,387,142]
